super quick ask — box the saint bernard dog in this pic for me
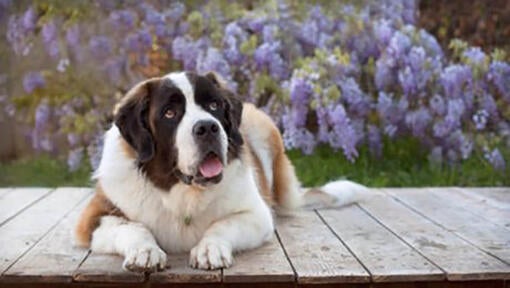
[75,71,367,272]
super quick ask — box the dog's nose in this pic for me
[193,120,219,138]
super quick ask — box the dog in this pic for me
[74,71,367,272]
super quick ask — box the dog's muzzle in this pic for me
[176,120,225,186]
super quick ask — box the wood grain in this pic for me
[150,254,221,284]
[276,211,370,284]
[460,188,510,209]
[359,192,510,281]
[2,194,93,283]
[319,204,444,282]
[0,188,91,274]
[222,233,295,283]
[385,188,510,265]
[442,188,510,229]
[73,252,146,283]
[0,188,13,198]
[0,188,53,227]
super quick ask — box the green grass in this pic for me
[0,140,508,187]
[288,139,510,187]
[0,155,92,187]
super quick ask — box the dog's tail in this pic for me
[271,147,369,215]
[300,180,369,209]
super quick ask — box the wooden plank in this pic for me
[0,187,91,274]
[276,211,370,284]
[386,188,510,265]
[0,188,53,226]
[1,194,93,283]
[439,188,510,229]
[73,252,146,283]
[150,254,221,284]
[359,192,510,281]
[460,187,510,210]
[370,280,505,288]
[0,188,13,198]
[319,205,445,283]
[222,233,295,284]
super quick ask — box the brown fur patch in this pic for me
[240,103,301,209]
[75,182,125,247]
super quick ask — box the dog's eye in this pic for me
[164,109,176,119]
[209,102,218,111]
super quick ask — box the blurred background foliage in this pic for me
[0,0,509,187]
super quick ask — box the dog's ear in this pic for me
[114,79,157,164]
[205,72,244,146]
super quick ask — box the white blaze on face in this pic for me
[165,72,228,176]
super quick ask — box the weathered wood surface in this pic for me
[360,191,510,281]
[319,202,444,282]
[150,254,221,284]
[0,188,90,274]
[2,193,92,283]
[222,234,295,284]
[276,211,370,284]
[0,188,13,198]
[0,188,52,226]
[385,188,510,264]
[461,187,510,208]
[0,187,509,288]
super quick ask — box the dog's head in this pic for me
[114,71,243,190]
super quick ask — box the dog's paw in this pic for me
[122,244,168,272]
[189,238,233,270]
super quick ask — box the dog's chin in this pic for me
[193,173,223,187]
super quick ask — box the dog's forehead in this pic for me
[164,72,194,103]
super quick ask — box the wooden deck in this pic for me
[0,187,509,288]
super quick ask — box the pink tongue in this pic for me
[199,156,223,178]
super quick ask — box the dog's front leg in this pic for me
[91,216,167,272]
[190,206,274,270]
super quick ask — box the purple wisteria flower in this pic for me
[66,25,80,48]
[484,148,506,171]
[367,125,382,157]
[89,35,112,59]
[32,101,51,151]
[374,19,394,47]
[21,6,37,32]
[339,77,370,116]
[23,72,45,93]
[405,107,432,137]
[109,9,137,30]
[488,61,510,101]
[41,20,59,57]
[7,15,33,55]
[197,47,231,83]
[172,36,202,70]
[67,148,84,172]
[223,22,247,66]
[327,104,358,162]
[463,47,486,67]
[440,65,472,99]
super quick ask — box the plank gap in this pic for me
[386,190,510,267]
[274,229,298,278]
[1,188,92,275]
[0,188,54,228]
[355,202,448,279]
[314,209,373,280]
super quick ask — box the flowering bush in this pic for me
[2,0,509,172]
